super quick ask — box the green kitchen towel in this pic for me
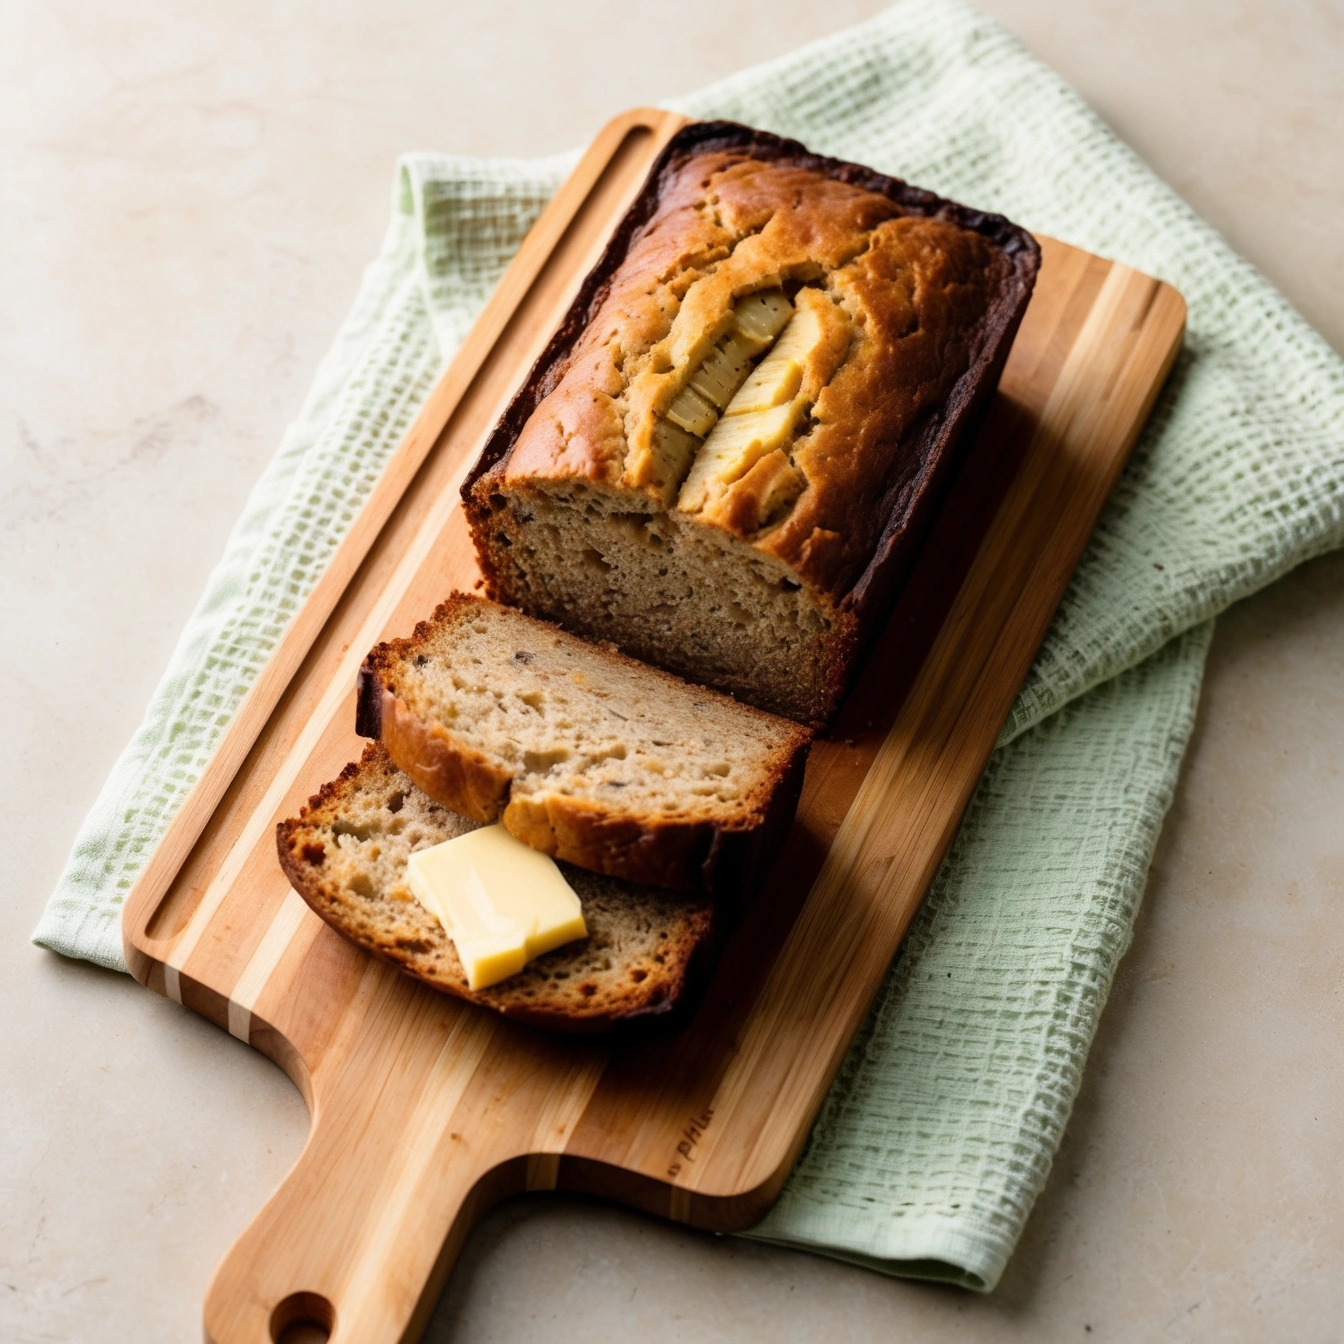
[33,0,1344,1292]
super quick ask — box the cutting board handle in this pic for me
[203,1006,520,1344]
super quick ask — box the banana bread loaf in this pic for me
[463,121,1040,725]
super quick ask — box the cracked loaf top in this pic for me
[465,122,1040,605]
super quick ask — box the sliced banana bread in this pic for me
[355,592,811,898]
[277,743,718,1033]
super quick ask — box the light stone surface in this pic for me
[2,1,1341,1340]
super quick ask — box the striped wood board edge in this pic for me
[119,108,1186,1344]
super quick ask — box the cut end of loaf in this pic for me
[466,481,855,725]
[276,743,720,1034]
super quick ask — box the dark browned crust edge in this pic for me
[460,119,1041,728]
[274,747,723,1036]
[354,664,383,739]
[356,592,814,897]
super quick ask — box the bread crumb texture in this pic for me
[382,596,802,816]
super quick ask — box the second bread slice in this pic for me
[355,593,811,897]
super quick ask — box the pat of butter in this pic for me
[406,825,587,991]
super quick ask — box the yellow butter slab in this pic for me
[406,825,587,991]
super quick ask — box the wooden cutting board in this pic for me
[121,107,1185,1344]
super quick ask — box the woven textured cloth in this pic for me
[33,0,1344,1291]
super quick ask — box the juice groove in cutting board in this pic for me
[118,108,1186,1344]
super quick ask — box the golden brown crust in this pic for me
[275,743,720,1035]
[469,129,1037,601]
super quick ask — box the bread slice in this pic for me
[355,593,811,898]
[277,743,718,1033]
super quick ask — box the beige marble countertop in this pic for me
[3,1,1342,1339]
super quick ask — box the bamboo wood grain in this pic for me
[118,109,1185,1344]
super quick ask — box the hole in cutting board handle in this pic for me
[270,1291,334,1343]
